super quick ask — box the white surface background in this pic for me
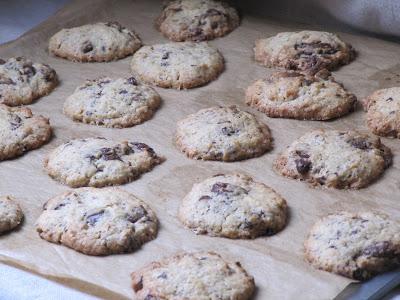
[0,0,399,299]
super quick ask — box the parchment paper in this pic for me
[1,0,400,299]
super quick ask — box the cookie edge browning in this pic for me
[178,173,288,239]
[245,71,357,120]
[0,105,52,161]
[304,212,400,280]
[43,139,164,188]
[175,106,273,161]
[0,196,24,234]
[273,130,392,189]
[36,188,159,256]
[131,251,255,299]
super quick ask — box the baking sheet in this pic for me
[1,0,400,299]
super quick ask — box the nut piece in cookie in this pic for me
[179,173,288,238]
[274,129,391,189]
[36,187,158,256]
[363,87,400,138]
[176,106,272,161]
[63,76,161,128]
[130,42,224,89]
[0,104,52,161]
[245,70,357,120]
[0,57,57,106]
[156,0,240,42]
[305,211,400,280]
[254,31,355,73]
[44,137,163,187]
[0,196,24,234]
[49,22,142,62]
[131,251,255,299]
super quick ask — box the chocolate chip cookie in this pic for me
[179,173,288,239]
[63,77,161,128]
[130,42,224,89]
[49,22,142,62]
[0,104,52,161]
[0,196,23,234]
[44,137,163,188]
[305,211,400,280]
[156,0,240,42]
[274,130,391,189]
[363,87,400,138]
[131,251,255,300]
[245,70,357,120]
[254,31,355,73]
[176,106,272,161]
[0,57,57,106]
[36,187,158,256]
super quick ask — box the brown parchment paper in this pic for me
[1,0,400,299]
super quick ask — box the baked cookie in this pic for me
[0,57,57,106]
[363,87,400,138]
[130,42,224,89]
[176,106,272,161]
[245,70,357,120]
[49,22,142,62]
[305,211,400,280]
[179,173,287,239]
[274,130,391,189]
[44,137,163,188]
[63,77,161,128]
[0,196,23,234]
[131,251,255,300]
[156,0,240,42]
[36,187,158,255]
[254,31,355,73]
[0,104,52,161]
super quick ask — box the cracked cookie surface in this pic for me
[156,0,239,42]
[179,173,287,239]
[305,211,400,280]
[0,104,52,161]
[0,57,57,106]
[130,42,224,89]
[245,70,356,120]
[254,31,355,73]
[274,130,391,189]
[63,77,161,128]
[44,137,162,188]
[131,251,255,300]
[0,196,23,234]
[49,22,142,62]
[176,106,272,161]
[363,87,400,138]
[36,187,158,256]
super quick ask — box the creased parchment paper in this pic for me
[1,0,400,299]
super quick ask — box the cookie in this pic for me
[363,87,400,138]
[131,251,255,300]
[156,0,240,42]
[130,42,224,89]
[0,196,24,234]
[63,77,161,128]
[0,57,57,106]
[49,22,142,62]
[36,187,158,255]
[245,70,357,120]
[179,173,288,239]
[254,31,355,73]
[274,130,391,189]
[0,104,52,161]
[305,211,400,280]
[176,106,272,161]
[44,137,163,188]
